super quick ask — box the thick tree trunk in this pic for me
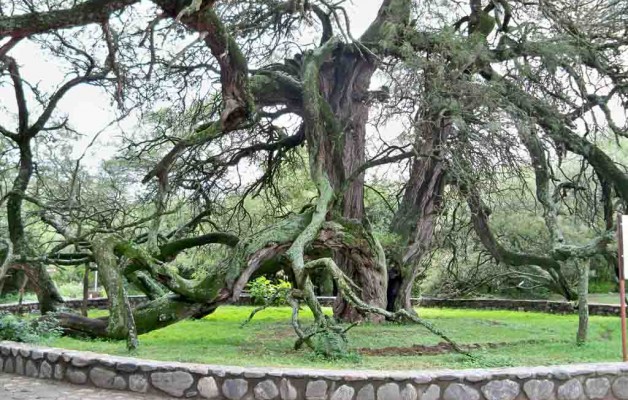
[389,116,451,312]
[92,236,138,344]
[319,48,388,323]
[334,252,388,323]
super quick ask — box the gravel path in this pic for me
[0,373,170,399]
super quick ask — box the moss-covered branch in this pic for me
[360,0,411,44]
[57,294,219,338]
[287,37,340,282]
[462,182,576,300]
[91,236,137,344]
[151,0,252,130]
[158,232,239,260]
[0,0,139,38]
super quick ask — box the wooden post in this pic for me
[618,214,627,362]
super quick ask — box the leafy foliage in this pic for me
[247,277,292,306]
[0,312,62,343]
[310,330,359,361]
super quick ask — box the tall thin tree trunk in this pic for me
[7,145,62,313]
[577,259,590,345]
[122,282,139,350]
[92,237,137,342]
[81,264,89,317]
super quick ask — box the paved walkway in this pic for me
[0,374,169,399]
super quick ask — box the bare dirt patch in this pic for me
[358,339,541,356]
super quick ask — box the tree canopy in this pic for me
[0,0,626,354]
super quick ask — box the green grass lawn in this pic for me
[47,306,627,370]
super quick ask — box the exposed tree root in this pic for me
[301,257,470,357]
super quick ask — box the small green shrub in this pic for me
[247,277,291,305]
[589,280,615,294]
[57,282,85,299]
[0,312,63,343]
[311,330,349,359]
[0,292,38,305]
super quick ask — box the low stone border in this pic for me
[415,297,623,316]
[2,341,628,399]
[308,297,622,316]
[0,295,149,314]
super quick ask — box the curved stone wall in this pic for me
[415,297,623,317]
[1,341,628,399]
[0,295,149,314]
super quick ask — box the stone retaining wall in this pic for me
[2,341,628,399]
[0,295,149,314]
[415,298,623,316]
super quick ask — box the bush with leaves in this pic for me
[311,330,352,360]
[247,277,292,306]
[0,312,63,343]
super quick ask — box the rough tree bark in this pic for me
[314,47,384,323]
[91,236,138,349]
[6,143,63,313]
[576,259,589,345]
[389,114,451,312]
[329,0,414,323]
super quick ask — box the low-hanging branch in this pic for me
[480,68,628,203]
[460,180,576,300]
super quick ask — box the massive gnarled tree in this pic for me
[0,0,626,352]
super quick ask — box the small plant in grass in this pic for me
[248,276,291,306]
[0,312,63,343]
[459,352,517,369]
[311,330,356,360]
